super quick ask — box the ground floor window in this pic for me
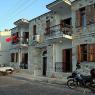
[11,53,18,62]
[11,53,15,62]
[77,44,95,62]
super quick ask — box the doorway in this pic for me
[43,57,47,76]
[20,53,28,69]
[42,51,47,76]
[62,49,72,72]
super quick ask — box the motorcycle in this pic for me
[67,70,94,89]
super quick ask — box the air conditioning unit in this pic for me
[32,35,44,43]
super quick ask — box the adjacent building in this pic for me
[72,0,95,75]
[10,19,29,69]
[0,30,11,66]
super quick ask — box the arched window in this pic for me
[42,51,47,57]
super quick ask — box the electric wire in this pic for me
[3,0,38,24]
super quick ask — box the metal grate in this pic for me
[55,62,64,72]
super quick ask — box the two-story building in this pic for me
[10,19,29,69]
[28,0,73,78]
[9,0,95,78]
[72,0,95,75]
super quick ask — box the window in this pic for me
[11,53,15,62]
[80,8,86,27]
[45,20,50,33]
[23,32,29,44]
[76,4,95,28]
[76,7,86,28]
[77,44,95,62]
[33,25,36,35]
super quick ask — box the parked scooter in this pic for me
[67,64,95,89]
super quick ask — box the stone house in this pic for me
[10,19,29,69]
[72,0,95,75]
[28,0,72,78]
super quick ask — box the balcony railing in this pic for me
[55,62,71,72]
[12,37,29,45]
[44,24,72,38]
[20,37,29,44]
[30,35,44,46]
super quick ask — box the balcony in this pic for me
[20,37,29,46]
[44,24,72,41]
[11,37,29,48]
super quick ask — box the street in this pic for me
[0,75,94,95]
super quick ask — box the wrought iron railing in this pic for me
[44,24,72,36]
[12,37,29,45]
[55,62,66,72]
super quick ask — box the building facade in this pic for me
[9,0,95,78]
[72,0,95,75]
[10,19,29,69]
[28,0,73,78]
[0,30,11,66]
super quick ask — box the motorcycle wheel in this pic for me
[67,79,77,89]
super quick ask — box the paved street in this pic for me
[0,75,94,95]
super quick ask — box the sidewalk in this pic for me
[11,71,95,93]
[13,71,67,85]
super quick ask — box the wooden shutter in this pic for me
[76,10,82,27]
[87,44,95,62]
[87,44,91,61]
[77,45,81,63]
[92,4,95,23]
[85,5,91,25]
[94,44,95,61]
[90,4,95,23]
[46,20,50,34]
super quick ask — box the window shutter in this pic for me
[76,10,81,27]
[94,44,95,61]
[77,45,81,63]
[87,44,91,61]
[85,5,91,25]
[90,4,95,23]
[87,44,95,62]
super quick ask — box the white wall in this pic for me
[55,39,72,62]
[0,31,11,66]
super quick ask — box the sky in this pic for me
[0,0,74,31]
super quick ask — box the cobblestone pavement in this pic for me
[0,75,94,95]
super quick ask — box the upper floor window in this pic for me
[11,32,19,44]
[46,20,50,28]
[76,4,95,28]
[76,7,86,27]
[45,20,50,34]
[80,8,86,27]
[33,25,36,35]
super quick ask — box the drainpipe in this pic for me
[18,48,22,69]
[53,44,56,72]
